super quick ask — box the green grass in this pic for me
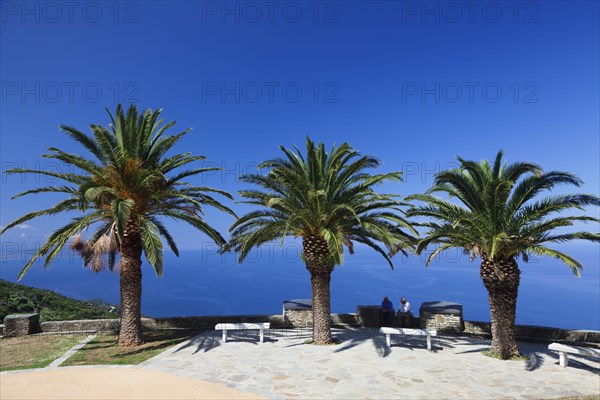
[551,396,599,400]
[0,334,87,371]
[62,330,204,366]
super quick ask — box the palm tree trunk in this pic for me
[480,257,521,359]
[118,217,144,347]
[310,271,333,344]
[303,235,333,345]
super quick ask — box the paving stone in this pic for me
[142,328,600,399]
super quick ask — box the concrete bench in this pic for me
[380,327,437,351]
[215,323,270,343]
[548,342,600,368]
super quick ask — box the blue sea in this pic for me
[1,243,598,331]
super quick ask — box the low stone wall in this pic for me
[40,318,158,333]
[420,312,464,333]
[419,302,464,334]
[154,314,360,329]
[356,306,381,327]
[2,313,596,345]
[464,320,600,344]
[285,310,313,327]
[4,313,40,337]
[332,313,361,327]
[26,313,361,334]
[153,315,286,329]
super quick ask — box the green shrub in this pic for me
[0,279,118,322]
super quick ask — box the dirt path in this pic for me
[1,367,263,400]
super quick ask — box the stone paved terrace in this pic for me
[142,328,600,399]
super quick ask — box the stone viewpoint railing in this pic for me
[2,312,598,344]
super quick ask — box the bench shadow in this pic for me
[117,341,180,357]
[331,328,448,357]
[554,357,600,374]
[276,329,313,347]
[175,330,271,354]
[517,342,599,374]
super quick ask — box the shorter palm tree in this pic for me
[407,150,599,359]
[226,137,416,344]
[1,104,235,346]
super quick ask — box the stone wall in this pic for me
[153,315,286,329]
[420,312,464,333]
[153,314,360,329]
[356,306,381,327]
[10,313,360,334]
[2,313,597,345]
[40,318,158,333]
[3,313,40,337]
[419,301,464,334]
[464,320,600,344]
[331,313,361,327]
[284,310,313,327]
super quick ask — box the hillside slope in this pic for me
[0,279,119,322]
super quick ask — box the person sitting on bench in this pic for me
[381,296,395,326]
[397,297,412,327]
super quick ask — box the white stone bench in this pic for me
[215,323,270,343]
[379,327,437,351]
[548,342,600,368]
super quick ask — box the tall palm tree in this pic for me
[407,150,599,359]
[1,104,234,346]
[226,137,416,344]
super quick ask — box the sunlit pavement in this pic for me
[142,328,600,399]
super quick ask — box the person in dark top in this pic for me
[381,296,395,326]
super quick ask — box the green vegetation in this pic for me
[0,104,234,347]
[62,330,203,366]
[0,279,117,322]
[408,150,600,359]
[481,350,528,361]
[0,334,86,371]
[227,137,416,344]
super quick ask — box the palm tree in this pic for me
[407,150,599,359]
[0,104,234,346]
[226,137,416,344]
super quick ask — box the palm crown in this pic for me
[2,104,234,279]
[227,137,416,268]
[408,150,600,275]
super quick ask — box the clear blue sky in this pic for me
[1,1,599,254]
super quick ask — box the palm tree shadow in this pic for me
[175,332,221,354]
[118,341,179,357]
[450,336,491,355]
[517,341,599,374]
[332,328,373,353]
[525,352,544,371]
[331,328,449,357]
[330,330,389,357]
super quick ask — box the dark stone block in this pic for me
[419,301,463,314]
[3,313,40,337]
[356,305,382,328]
[283,299,312,311]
